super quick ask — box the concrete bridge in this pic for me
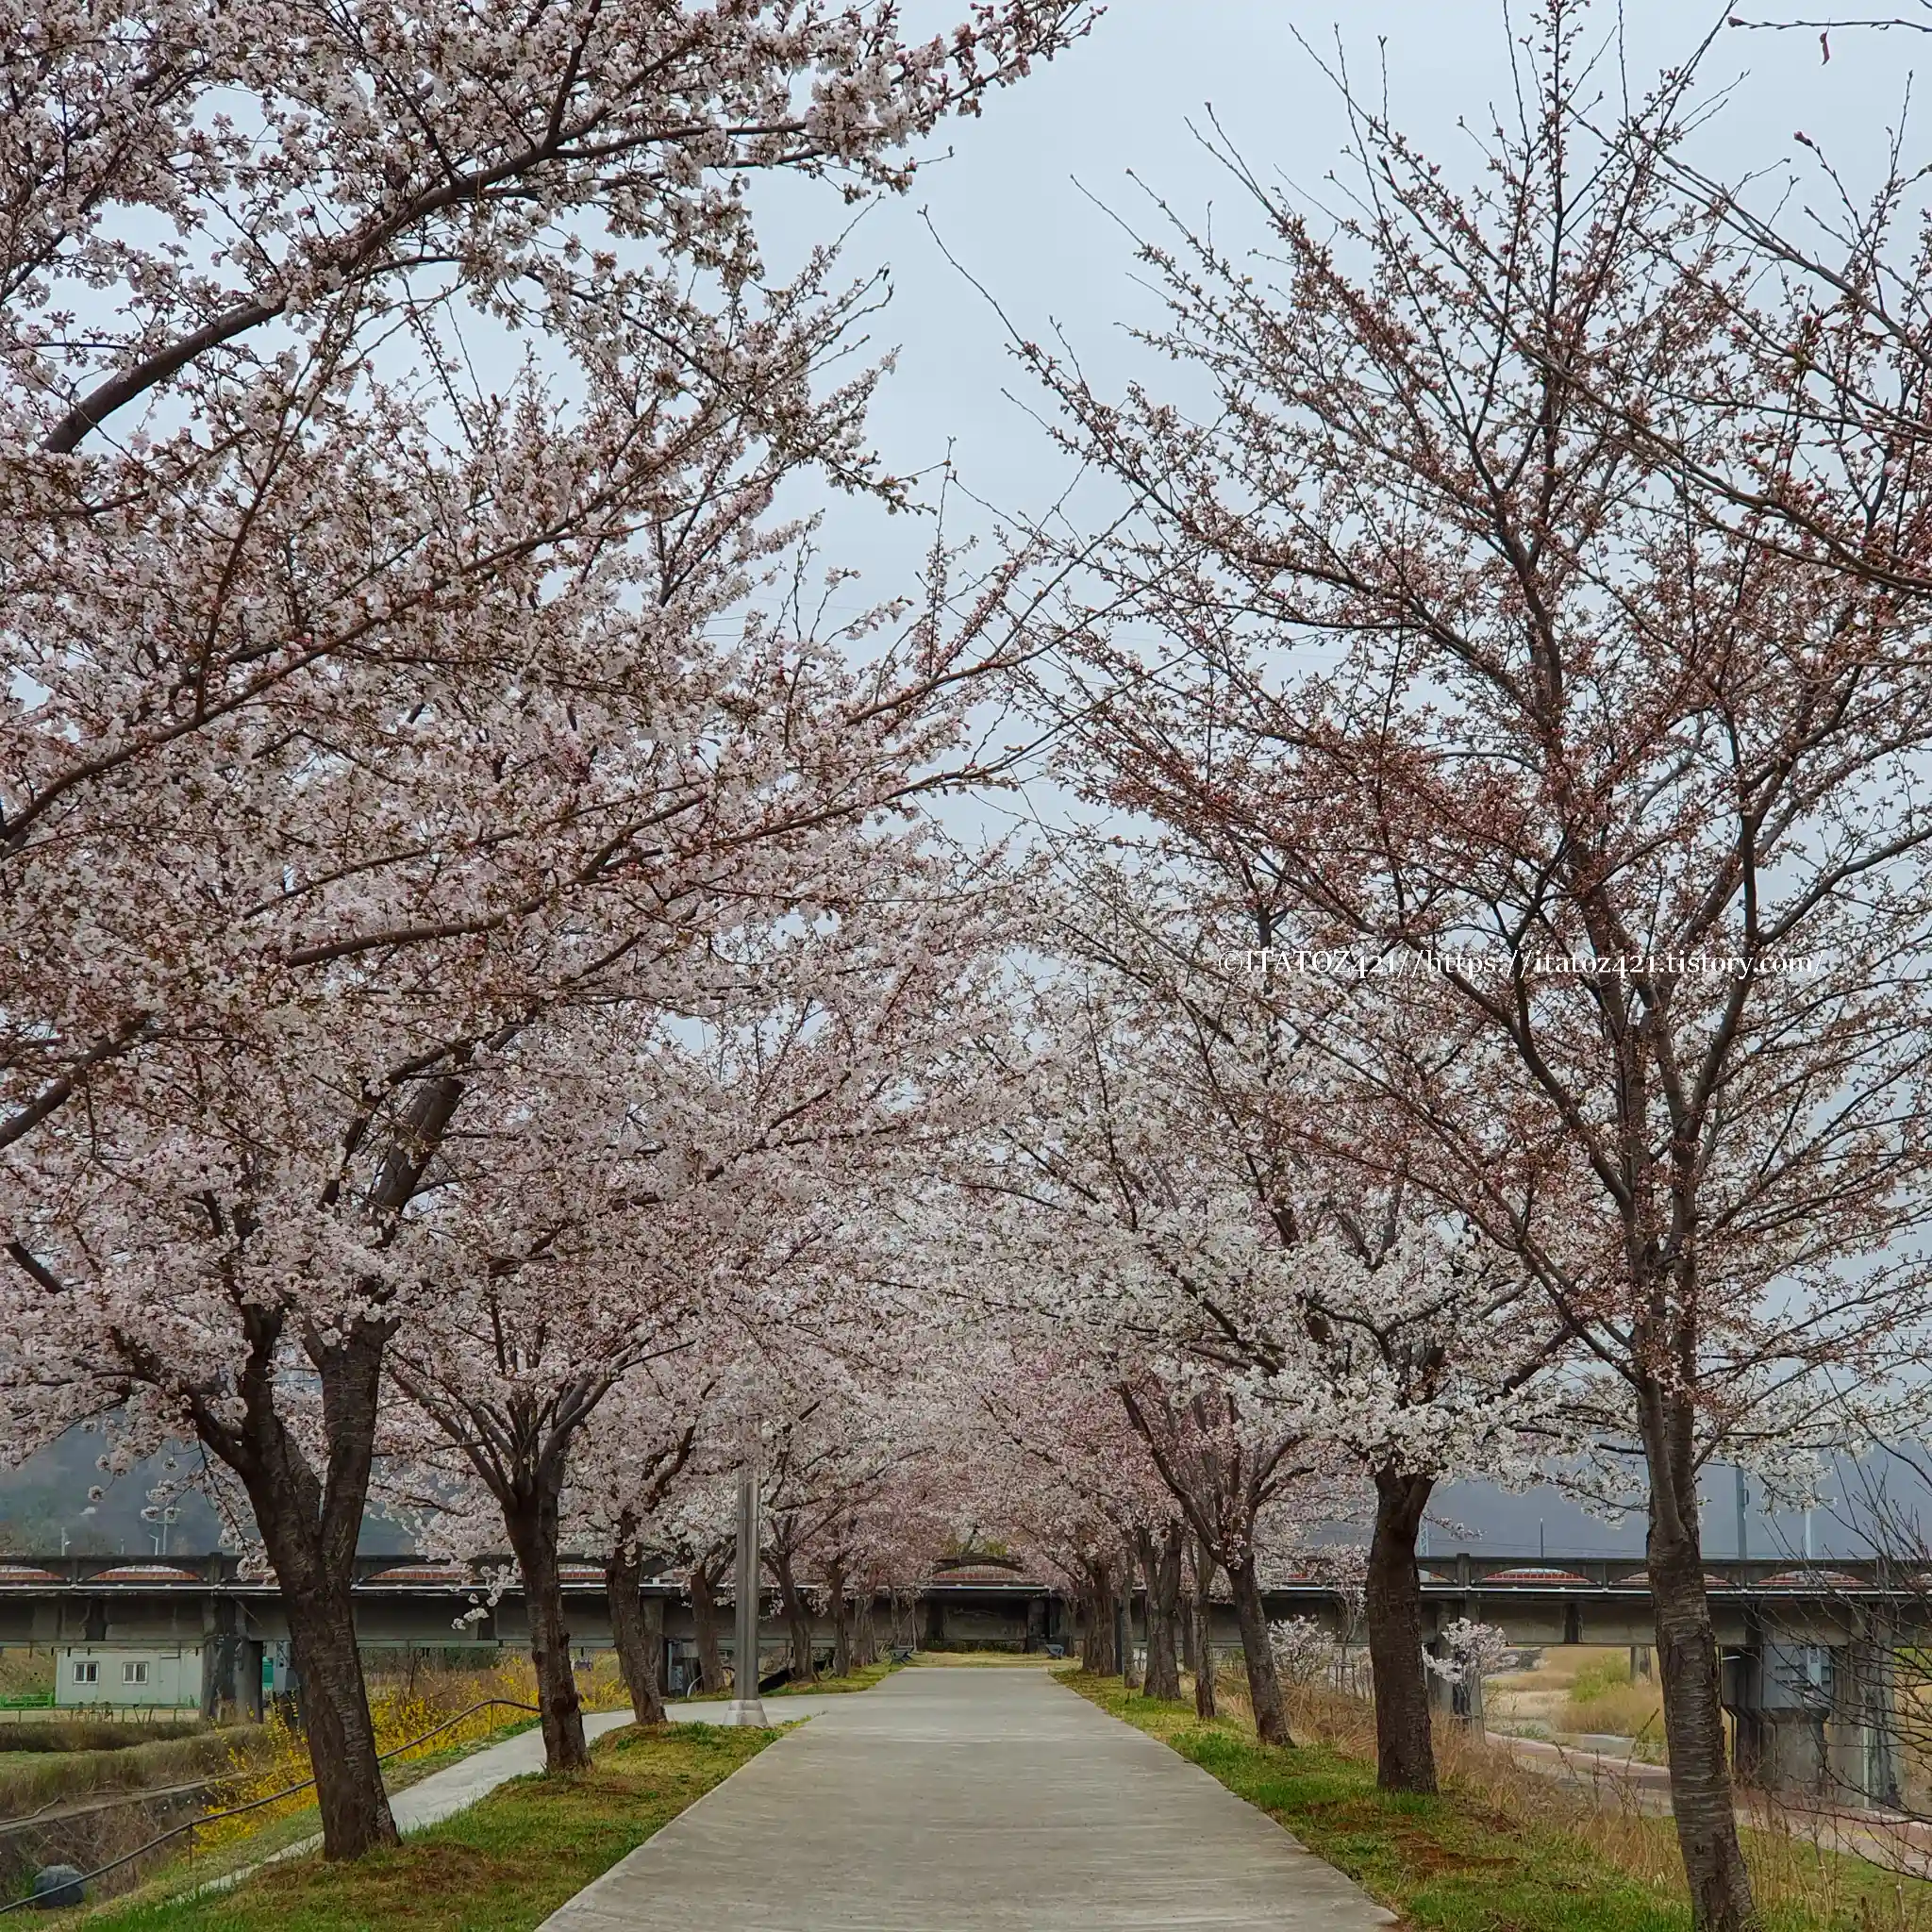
[0,1551,1914,1808]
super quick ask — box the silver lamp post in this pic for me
[723,1460,768,1726]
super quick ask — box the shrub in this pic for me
[196,1651,624,1849]
[1567,1653,1634,1701]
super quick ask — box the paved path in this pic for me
[536,1667,1394,1930]
[193,1696,851,1898]
[391,1696,849,1831]
[391,1709,633,1832]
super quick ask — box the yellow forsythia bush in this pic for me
[198,1650,615,1850]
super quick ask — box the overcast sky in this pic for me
[784,0,1924,1553]
[753,0,1920,612]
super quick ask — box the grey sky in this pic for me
[760,0,1919,608]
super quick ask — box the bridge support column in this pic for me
[1721,1641,1767,1788]
[1424,1637,1484,1729]
[1827,1637,1900,1811]
[1024,1597,1047,1653]
[1723,1629,1903,1809]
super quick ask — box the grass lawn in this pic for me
[682,1657,904,1699]
[50,1721,774,1932]
[907,1650,1058,1667]
[1061,1674,1932,1932]
[766,1660,901,1697]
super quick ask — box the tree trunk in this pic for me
[502,1486,590,1773]
[1178,1575,1197,1677]
[1191,1536,1217,1719]
[855,1590,876,1667]
[607,1534,665,1725]
[191,1072,457,1857]
[1643,1386,1757,1932]
[1121,1539,1141,1690]
[279,1573,397,1858]
[1085,1558,1120,1675]
[1228,1553,1291,1747]
[225,1318,397,1860]
[1137,1524,1183,1702]
[770,1547,816,1687]
[690,1557,726,1692]
[828,1560,852,1678]
[643,1596,666,1705]
[1366,1467,1437,1794]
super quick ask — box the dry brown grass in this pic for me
[0,1648,57,1704]
[1563,1679,1668,1747]
[1262,1677,1932,1926]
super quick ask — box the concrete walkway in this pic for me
[536,1667,1395,1930]
[391,1709,633,1832]
[391,1696,848,1831]
[194,1696,851,1898]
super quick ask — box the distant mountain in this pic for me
[0,1425,415,1557]
[2,1423,1906,1564]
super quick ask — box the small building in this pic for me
[55,1643,202,1709]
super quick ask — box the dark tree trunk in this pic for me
[1178,1575,1197,1676]
[189,1070,457,1857]
[1643,1383,1757,1932]
[607,1532,665,1725]
[770,1546,816,1687]
[828,1560,852,1678]
[1366,1468,1437,1793]
[502,1483,589,1773]
[280,1570,396,1858]
[1228,1553,1291,1747]
[643,1596,666,1704]
[1121,1539,1141,1690]
[855,1591,876,1667]
[690,1557,727,1693]
[1191,1536,1217,1719]
[1137,1524,1184,1702]
[1085,1558,1120,1675]
[223,1317,397,1860]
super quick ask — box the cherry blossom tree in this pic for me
[1,0,1095,1162]
[1016,8,1932,1917]
[1,0,1096,1851]
[370,848,1017,1764]
[591,1441,699,1727]
[1,559,1047,1857]
[961,1346,1149,1675]
[948,928,1558,1777]
[758,1379,921,1685]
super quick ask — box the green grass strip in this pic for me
[1063,1673,1700,1932]
[64,1720,774,1932]
[1067,1672,1932,1932]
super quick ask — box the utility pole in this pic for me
[723,1460,768,1726]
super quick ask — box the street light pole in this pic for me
[723,1459,768,1726]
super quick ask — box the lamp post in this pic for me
[141,1487,179,1557]
[723,1460,768,1726]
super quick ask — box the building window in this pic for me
[73,1660,98,1684]
[121,1660,149,1687]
